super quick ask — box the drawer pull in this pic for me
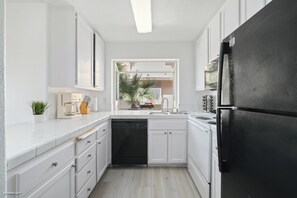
[87,188,91,191]
[87,140,91,144]
[87,170,91,174]
[52,162,58,167]
[88,154,92,158]
[3,192,22,195]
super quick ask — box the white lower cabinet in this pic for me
[168,131,187,163]
[148,131,168,164]
[148,119,187,165]
[26,162,75,198]
[96,133,108,182]
[211,154,221,198]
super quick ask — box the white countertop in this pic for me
[6,110,188,170]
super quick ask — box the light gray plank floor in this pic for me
[89,167,202,198]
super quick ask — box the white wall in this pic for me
[102,42,196,111]
[6,2,48,125]
[0,0,6,195]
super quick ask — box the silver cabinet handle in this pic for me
[103,129,106,132]
[87,170,91,174]
[87,188,91,191]
[98,142,101,144]
[4,192,22,195]
[88,154,92,157]
[169,132,172,134]
[87,140,91,143]
[52,162,58,167]
[164,132,167,135]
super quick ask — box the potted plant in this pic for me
[119,73,154,109]
[30,101,49,122]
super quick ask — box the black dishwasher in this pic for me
[112,119,147,165]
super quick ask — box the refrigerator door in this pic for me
[219,0,297,114]
[220,110,297,198]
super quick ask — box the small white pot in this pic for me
[34,114,45,123]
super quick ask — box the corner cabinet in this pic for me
[94,32,105,91]
[208,12,221,62]
[76,14,105,91]
[148,119,187,165]
[195,28,208,91]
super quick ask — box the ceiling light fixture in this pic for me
[130,0,152,33]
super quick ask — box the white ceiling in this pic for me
[39,0,225,42]
[66,0,226,42]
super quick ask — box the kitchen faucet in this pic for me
[161,97,169,113]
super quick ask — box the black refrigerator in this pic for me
[216,0,297,198]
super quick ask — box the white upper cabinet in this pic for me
[208,12,222,62]
[48,7,76,88]
[221,0,240,39]
[240,0,266,24]
[195,29,208,91]
[94,32,105,91]
[76,15,94,90]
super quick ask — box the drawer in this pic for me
[76,131,96,155]
[76,143,96,172]
[96,121,109,139]
[76,157,96,193]
[76,173,96,198]
[149,119,187,130]
[16,142,75,197]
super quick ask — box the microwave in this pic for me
[204,58,218,90]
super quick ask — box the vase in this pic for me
[34,114,45,123]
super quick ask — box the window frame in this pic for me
[111,59,180,110]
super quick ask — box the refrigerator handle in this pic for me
[217,42,231,173]
[217,42,230,107]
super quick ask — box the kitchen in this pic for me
[1,0,297,198]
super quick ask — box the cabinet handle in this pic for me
[3,192,22,195]
[98,142,101,144]
[87,188,91,191]
[52,162,58,167]
[87,140,91,144]
[87,170,91,174]
[103,129,106,132]
[164,132,167,135]
[88,154,92,158]
[169,132,172,134]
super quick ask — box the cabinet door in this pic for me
[26,162,75,198]
[221,0,240,38]
[208,12,221,62]
[240,0,266,24]
[94,32,105,91]
[96,134,107,182]
[195,28,208,91]
[168,131,187,164]
[76,15,93,89]
[211,154,221,198]
[148,131,168,164]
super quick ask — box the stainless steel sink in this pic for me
[148,112,170,115]
[169,111,188,115]
[196,116,212,120]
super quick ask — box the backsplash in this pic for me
[195,90,217,112]
[47,87,110,120]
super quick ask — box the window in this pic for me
[112,60,179,110]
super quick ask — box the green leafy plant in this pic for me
[119,73,154,109]
[30,101,49,115]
